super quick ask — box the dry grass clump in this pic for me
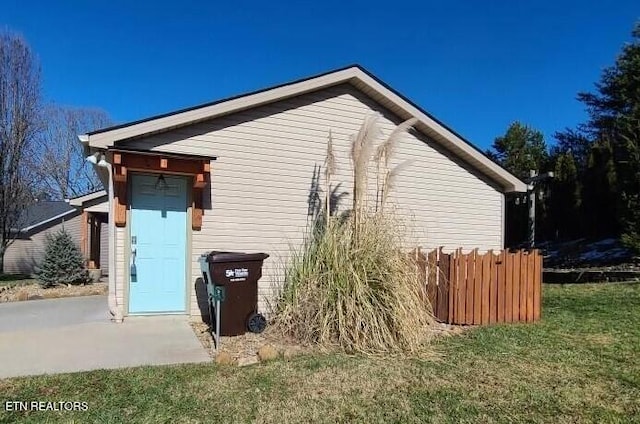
[275,114,434,354]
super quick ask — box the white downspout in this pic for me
[85,146,122,323]
[78,138,122,323]
[101,157,123,323]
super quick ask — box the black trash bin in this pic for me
[200,251,269,336]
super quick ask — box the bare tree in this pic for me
[0,32,42,273]
[33,106,111,199]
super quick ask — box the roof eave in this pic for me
[68,190,108,207]
[85,66,526,193]
[86,67,360,149]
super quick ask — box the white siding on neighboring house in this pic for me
[117,84,504,318]
[99,219,109,275]
[3,213,83,275]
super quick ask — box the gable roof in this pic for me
[15,201,77,232]
[83,65,527,192]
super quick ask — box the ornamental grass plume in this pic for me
[275,115,433,354]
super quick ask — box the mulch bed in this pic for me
[190,319,465,366]
[190,321,312,364]
[0,282,108,303]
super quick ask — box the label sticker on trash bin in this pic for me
[225,268,249,282]
[213,286,225,302]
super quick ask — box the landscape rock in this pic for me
[237,356,260,367]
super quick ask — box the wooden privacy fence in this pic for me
[414,248,542,325]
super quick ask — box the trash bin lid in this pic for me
[205,251,270,263]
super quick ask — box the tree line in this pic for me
[0,31,111,271]
[488,22,640,253]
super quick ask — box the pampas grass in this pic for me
[275,115,433,354]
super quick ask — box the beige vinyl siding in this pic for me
[120,84,504,318]
[3,213,82,275]
[115,226,126,310]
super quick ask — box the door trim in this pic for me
[124,172,191,316]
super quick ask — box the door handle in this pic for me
[130,246,137,277]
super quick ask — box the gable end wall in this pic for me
[117,84,504,318]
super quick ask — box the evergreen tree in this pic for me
[576,22,640,249]
[487,121,549,180]
[581,139,619,238]
[36,228,89,287]
[552,129,591,170]
[549,152,581,240]
[618,118,640,251]
[488,122,549,246]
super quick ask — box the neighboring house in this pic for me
[3,192,109,276]
[80,65,526,321]
[68,190,110,275]
[3,201,81,275]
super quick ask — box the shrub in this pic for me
[36,228,89,288]
[275,115,434,354]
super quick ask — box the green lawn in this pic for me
[1,283,639,423]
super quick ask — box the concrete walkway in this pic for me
[0,296,210,379]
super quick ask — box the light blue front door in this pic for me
[129,174,187,314]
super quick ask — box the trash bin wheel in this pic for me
[247,312,267,334]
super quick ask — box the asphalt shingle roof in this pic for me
[16,201,76,230]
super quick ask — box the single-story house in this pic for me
[3,192,109,276]
[80,65,526,322]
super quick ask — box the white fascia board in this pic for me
[84,200,109,213]
[68,190,108,207]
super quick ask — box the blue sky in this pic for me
[2,1,638,149]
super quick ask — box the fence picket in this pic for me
[505,251,513,323]
[438,248,450,322]
[481,252,491,325]
[527,251,535,322]
[512,253,521,320]
[414,247,541,326]
[489,250,497,324]
[425,249,436,313]
[465,251,475,325]
[497,251,506,323]
[457,250,467,325]
[519,252,528,321]
[448,250,455,324]
[533,250,541,320]
[473,249,482,325]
